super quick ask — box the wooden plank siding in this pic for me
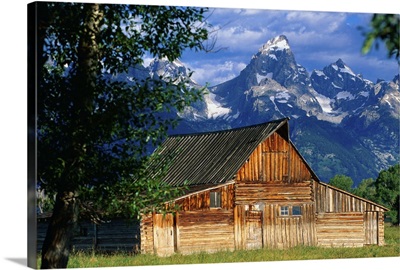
[235,181,313,204]
[364,211,385,246]
[177,210,235,254]
[263,203,316,249]
[141,184,236,255]
[144,130,321,254]
[236,132,313,183]
[139,121,388,255]
[141,210,235,256]
[316,212,365,247]
[244,210,263,249]
[153,213,175,256]
[314,181,386,246]
[378,212,385,245]
[234,203,317,249]
[314,181,385,213]
[140,214,154,254]
[175,183,235,211]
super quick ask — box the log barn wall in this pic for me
[316,212,365,247]
[263,203,316,248]
[175,183,235,211]
[314,181,385,213]
[235,181,313,204]
[364,211,385,246]
[139,119,388,255]
[177,210,235,254]
[236,132,313,183]
[314,181,386,246]
[233,130,318,249]
[234,203,317,250]
[140,183,236,256]
[140,214,154,254]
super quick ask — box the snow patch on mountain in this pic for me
[274,39,290,51]
[337,91,355,100]
[314,93,334,113]
[309,88,349,124]
[269,96,282,114]
[204,92,231,119]
[275,91,291,102]
[314,70,327,78]
[268,54,277,61]
[338,64,356,77]
[256,72,273,84]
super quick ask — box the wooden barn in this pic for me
[140,118,388,256]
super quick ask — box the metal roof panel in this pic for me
[147,118,289,186]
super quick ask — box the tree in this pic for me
[328,174,354,192]
[30,2,211,268]
[375,164,400,225]
[352,178,376,202]
[36,187,55,215]
[361,14,400,62]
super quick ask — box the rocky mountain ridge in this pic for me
[127,35,399,185]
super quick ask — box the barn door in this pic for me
[245,209,263,249]
[153,213,175,256]
[364,212,378,245]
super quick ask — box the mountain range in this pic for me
[127,35,400,185]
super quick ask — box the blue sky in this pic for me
[172,8,398,86]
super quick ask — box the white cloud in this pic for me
[214,26,268,52]
[182,8,397,86]
[208,9,351,58]
[285,11,347,33]
[188,60,247,86]
[239,9,265,15]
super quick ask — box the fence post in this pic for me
[93,223,98,250]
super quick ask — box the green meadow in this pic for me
[37,224,399,268]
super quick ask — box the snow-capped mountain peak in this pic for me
[148,57,197,85]
[260,35,291,54]
[136,35,399,184]
[332,58,355,76]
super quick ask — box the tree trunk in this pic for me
[41,4,103,269]
[40,5,102,268]
[40,191,79,269]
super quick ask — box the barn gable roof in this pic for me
[147,118,289,187]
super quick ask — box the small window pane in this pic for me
[280,206,289,216]
[292,206,302,216]
[210,192,221,208]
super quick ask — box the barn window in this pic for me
[292,206,302,216]
[210,191,221,208]
[280,206,289,216]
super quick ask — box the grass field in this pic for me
[38,225,400,268]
